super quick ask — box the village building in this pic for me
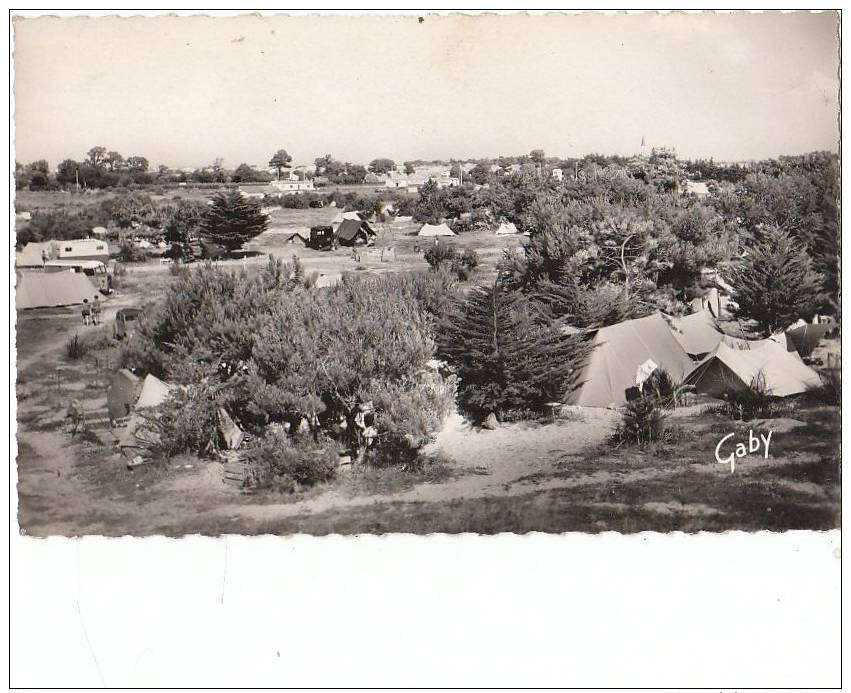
[239,178,314,198]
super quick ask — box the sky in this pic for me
[12,11,840,170]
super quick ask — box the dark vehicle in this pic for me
[114,308,143,341]
[309,199,326,208]
[308,225,336,251]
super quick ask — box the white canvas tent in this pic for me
[15,241,55,268]
[136,374,173,409]
[331,211,362,228]
[15,271,100,310]
[418,223,455,237]
[117,374,175,454]
[666,309,725,357]
[495,221,519,235]
[566,313,695,407]
[685,340,821,398]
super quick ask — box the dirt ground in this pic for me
[13,214,842,536]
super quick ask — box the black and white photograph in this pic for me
[11,10,840,537]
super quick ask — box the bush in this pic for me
[244,276,454,462]
[123,264,454,467]
[136,384,220,458]
[806,364,841,405]
[245,430,339,491]
[612,395,673,447]
[118,240,148,263]
[65,334,89,360]
[715,371,790,420]
[423,241,457,270]
[641,369,691,409]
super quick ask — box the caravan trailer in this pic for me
[43,260,111,294]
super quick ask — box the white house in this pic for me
[551,168,564,181]
[239,179,314,198]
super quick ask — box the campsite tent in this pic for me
[418,223,455,237]
[15,271,100,310]
[784,320,835,358]
[336,219,376,246]
[495,221,519,235]
[685,340,821,398]
[283,229,309,245]
[107,369,141,420]
[117,374,175,456]
[15,241,55,268]
[136,374,173,409]
[666,310,725,357]
[566,313,695,407]
[393,215,413,224]
[331,211,362,228]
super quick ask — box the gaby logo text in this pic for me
[715,430,773,473]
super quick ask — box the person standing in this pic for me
[91,295,101,326]
[81,299,91,326]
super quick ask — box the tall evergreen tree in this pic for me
[200,190,269,255]
[731,225,825,335]
[437,278,589,422]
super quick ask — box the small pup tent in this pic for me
[335,218,376,246]
[784,320,835,358]
[495,221,519,235]
[15,271,100,310]
[136,374,173,409]
[283,229,309,245]
[331,211,363,230]
[685,340,821,398]
[666,309,725,358]
[117,374,175,458]
[566,313,695,407]
[418,223,455,237]
[107,369,141,420]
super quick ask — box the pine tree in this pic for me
[437,278,590,422]
[201,190,269,255]
[731,225,825,335]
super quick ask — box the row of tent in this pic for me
[416,221,522,237]
[564,311,831,408]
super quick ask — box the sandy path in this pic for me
[217,409,621,522]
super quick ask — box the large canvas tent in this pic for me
[685,340,821,398]
[15,241,55,268]
[418,223,455,237]
[666,309,725,357]
[15,271,100,310]
[566,313,695,407]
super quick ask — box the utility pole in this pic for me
[75,167,80,193]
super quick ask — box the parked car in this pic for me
[114,308,143,341]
